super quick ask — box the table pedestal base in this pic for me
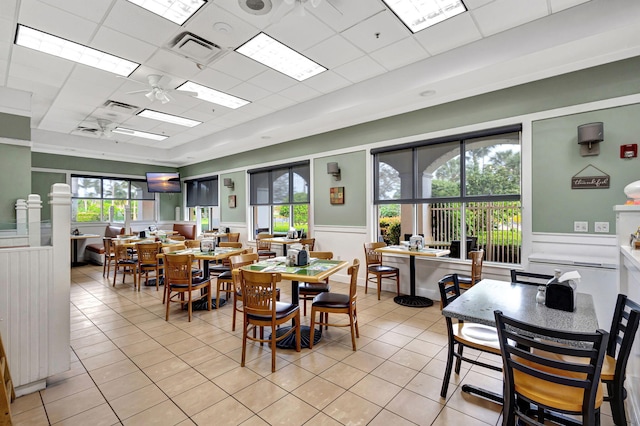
[181,297,226,311]
[272,325,321,349]
[394,295,433,307]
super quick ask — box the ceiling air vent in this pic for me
[168,32,225,65]
[103,100,138,112]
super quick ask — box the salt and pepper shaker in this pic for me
[536,286,546,304]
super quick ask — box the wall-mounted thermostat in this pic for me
[620,143,638,158]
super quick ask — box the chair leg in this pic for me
[353,306,359,338]
[608,381,627,426]
[441,339,455,398]
[377,275,382,300]
[112,264,118,287]
[232,294,238,331]
[454,342,463,374]
[165,289,171,321]
[349,311,356,351]
[303,296,307,316]
[271,324,277,372]
[365,275,369,294]
[295,314,301,353]
[215,281,221,309]
[241,318,248,367]
[396,273,400,296]
[309,309,316,349]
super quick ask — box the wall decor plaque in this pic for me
[571,164,610,189]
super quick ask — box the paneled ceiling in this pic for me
[1,0,639,167]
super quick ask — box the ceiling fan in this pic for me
[125,74,197,104]
[75,118,115,138]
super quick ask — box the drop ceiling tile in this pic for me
[91,26,158,65]
[550,0,590,13]
[245,69,297,93]
[18,0,98,43]
[9,48,74,86]
[415,12,482,56]
[265,10,335,52]
[213,51,265,81]
[302,70,350,94]
[192,67,243,91]
[103,1,179,48]
[144,49,202,80]
[463,0,495,9]
[341,10,408,54]
[259,93,297,110]
[333,55,387,83]
[370,37,428,71]
[278,84,322,103]
[39,0,112,24]
[184,2,260,49]
[472,0,549,37]
[307,0,386,33]
[238,101,276,119]
[229,80,271,102]
[305,34,364,69]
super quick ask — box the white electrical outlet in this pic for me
[574,221,588,232]
[594,221,609,233]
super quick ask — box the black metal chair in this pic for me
[510,270,553,285]
[494,310,608,426]
[437,274,502,398]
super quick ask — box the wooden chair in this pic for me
[112,241,138,290]
[494,310,608,426]
[363,242,399,300]
[1,331,15,426]
[310,259,360,351]
[510,270,553,285]
[237,269,300,372]
[227,232,240,242]
[164,253,211,322]
[136,242,162,292]
[458,249,484,289]
[219,252,260,329]
[299,251,333,316]
[437,274,502,398]
[102,237,116,278]
[170,235,186,241]
[256,233,276,259]
[299,237,315,250]
[218,242,242,248]
[209,242,242,278]
[161,244,186,304]
[184,240,200,249]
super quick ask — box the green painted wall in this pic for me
[0,112,30,140]
[158,193,181,221]
[0,144,31,222]
[532,104,640,233]
[221,171,246,223]
[314,151,367,226]
[180,56,640,179]
[32,171,66,221]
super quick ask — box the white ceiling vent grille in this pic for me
[102,100,138,112]
[168,32,225,65]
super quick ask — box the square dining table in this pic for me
[241,257,349,348]
[441,278,599,404]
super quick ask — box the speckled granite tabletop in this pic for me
[442,279,600,334]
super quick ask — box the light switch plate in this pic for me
[574,221,588,232]
[594,222,609,233]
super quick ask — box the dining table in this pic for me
[441,278,599,404]
[70,233,100,267]
[375,245,450,307]
[260,236,301,255]
[241,256,349,348]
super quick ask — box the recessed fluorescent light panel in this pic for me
[382,0,467,33]
[126,0,207,25]
[14,25,139,76]
[137,109,201,127]
[235,33,326,82]
[176,81,250,109]
[112,127,167,141]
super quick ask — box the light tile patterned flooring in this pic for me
[9,265,619,425]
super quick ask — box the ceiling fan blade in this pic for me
[126,89,150,95]
[169,89,199,97]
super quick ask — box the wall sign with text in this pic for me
[571,164,610,189]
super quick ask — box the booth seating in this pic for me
[85,225,125,265]
[173,223,197,240]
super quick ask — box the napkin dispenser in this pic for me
[287,248,308,266]
[200,238,215,253]
[409,234,424,250]
[545,271,579,312]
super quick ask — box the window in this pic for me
[185,177,219,232]
[248,161,310,237]
[71,175,155,222]
[373,125,522,264]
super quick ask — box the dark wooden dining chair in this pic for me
[598,294,639,425]
[510,270,553,285]
[102,237,116,278]
[363,242,399,300]
[164,253,211,322]
[237,269,300,372]
[438,274,502,398]
[299,251,333,316]
[494,310,608,426]
[135,241,162,292]
[256,233,277,259]
[112,241,138,290]
[309,259,360,351]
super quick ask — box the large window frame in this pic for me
[71,174,155,222]
[248,161,310,238]
[373,125,522,263]
[185,176,220,232]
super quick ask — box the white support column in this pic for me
[124,205,131,234]
[48,184,70,375]
[15,199,27,235]
[27,194,42,247]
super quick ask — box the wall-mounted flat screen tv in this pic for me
[146,172,181,193]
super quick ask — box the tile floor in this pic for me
[8,265,620,425]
